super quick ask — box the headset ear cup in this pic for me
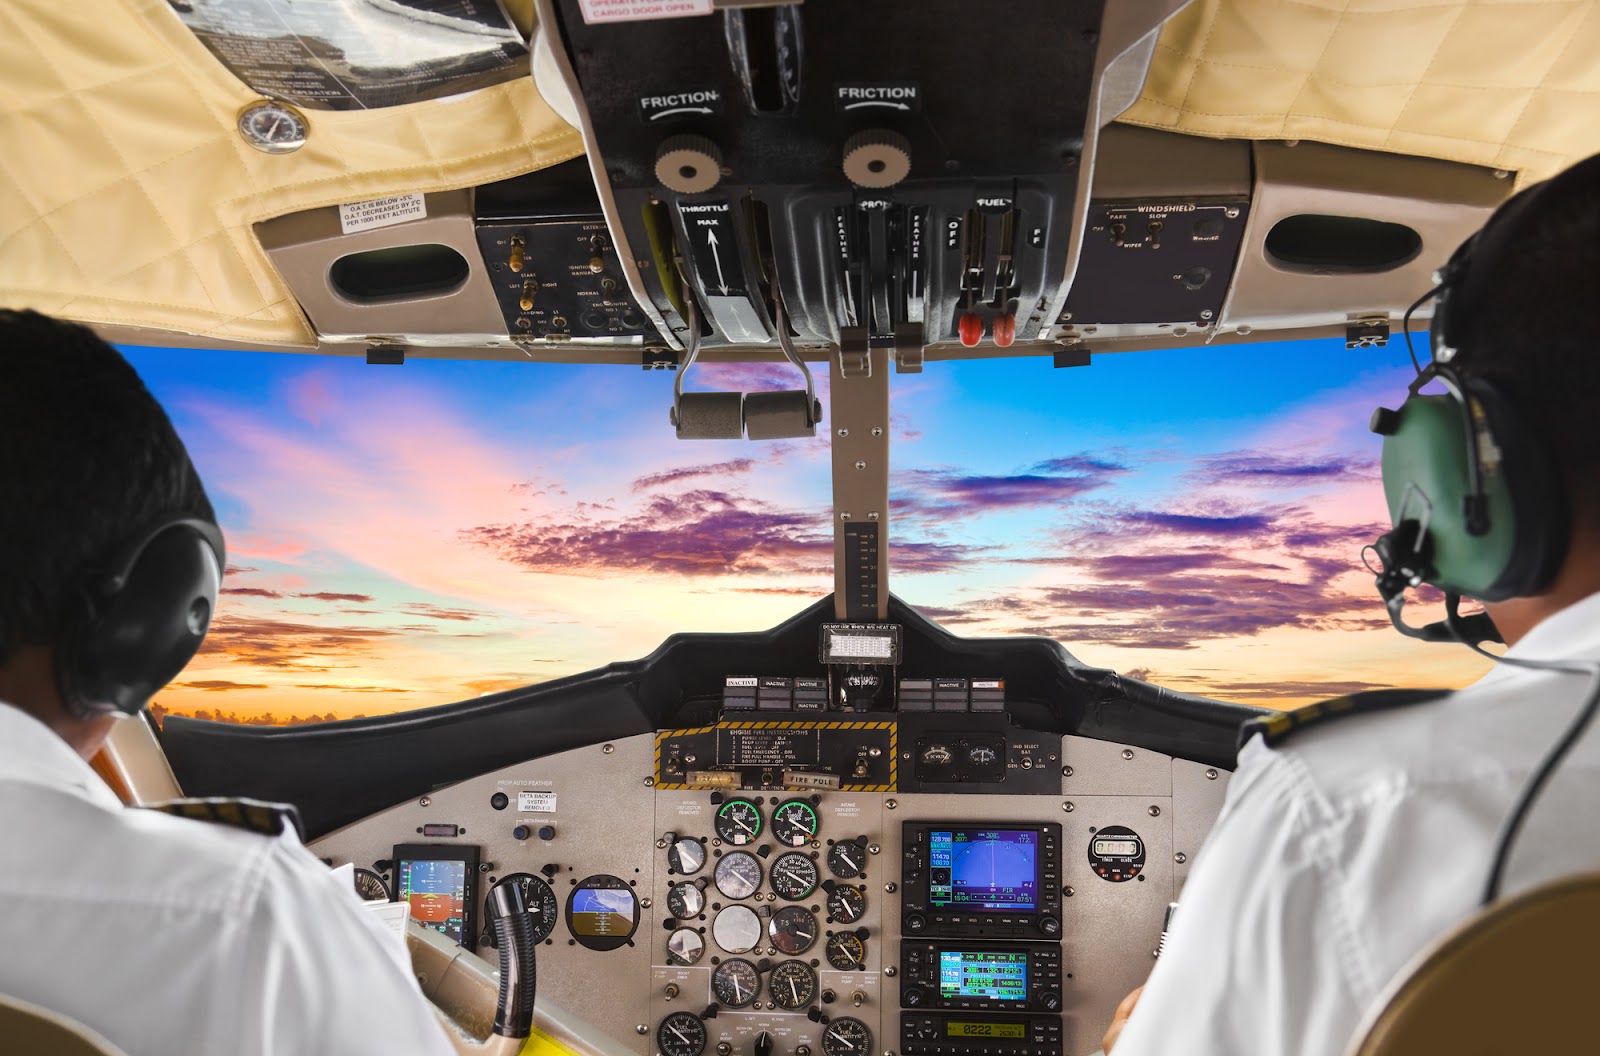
[1463,377,1569,599]
[58,522,222,719]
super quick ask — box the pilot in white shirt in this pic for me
[1108,154,1600,1056]
[0,309,455,1055]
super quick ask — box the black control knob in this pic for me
[904,912,926,934]
[755,1031,774,1056]
[512,825,530,841]
[902,985,925,1007]
[1038,915,1061,938]
[1040,991,1062,1013]
[538,826,556,841]
[655,135,724,195]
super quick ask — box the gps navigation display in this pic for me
[929,829,1039,912]
[938,951,1029,1002]
[397,857,469,944]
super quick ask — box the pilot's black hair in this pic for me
[0,309,214,667]
[1448,158,1600,528]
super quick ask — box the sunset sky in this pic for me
[123,336,1493,724]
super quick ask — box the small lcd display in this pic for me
[947,1023,1027,1038]
[937,951,1028,1002]
[397,858,469,944]
[929,829,1038,912]
[569,886,637,938]
[1092,839,1140,857]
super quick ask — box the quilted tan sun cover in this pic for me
[0,0,580,346]
[1122,0,1600,187]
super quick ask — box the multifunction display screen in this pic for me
[397,858,468,944]
[938,951,1029,1002]
[929,829,1039,912]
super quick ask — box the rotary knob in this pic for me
[655,135,724,194]
[842,130,912,189]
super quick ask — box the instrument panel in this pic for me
[311,726,1230,1056]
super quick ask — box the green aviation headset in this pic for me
[1366,158,1600,645]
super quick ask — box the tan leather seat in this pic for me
[0,993,128,1056]
[1348,871,1600,1054]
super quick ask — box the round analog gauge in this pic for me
[771,799,820,847]
[713,851,762,900]
[711,958,760,1009]
[769,852,820,901]
[353,867,390,902]
[711,904,763,954]
[769,959,817,1010]
[668,838,707,875]
[768,905,819,954]
[713,798,763,845]
[237,101,309,154]
[821,1017,872,1056]
[827,839,866,879]
[826,931,866,971]
[667,881,706,920]
[657,1011,708,1056]
[826,884,866,924]
[666,927,706,966]
[968,745,998,766]
[482,873,559,948]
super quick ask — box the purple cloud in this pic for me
[1194,451,1377,485]
[633,458,758,491]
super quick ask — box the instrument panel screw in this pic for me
[868,747,882,757]
[868,843,881,855]
[884,882,897,893]
[641,898,653,909]
[838,428,849,437]
[871,427,884,437]
[1061,765,1073,777]
[1174,853,1187,864]
[840,512,852,521]
[602,743,615,754]
[1063,886,1074,897]
[1205,768,1218,780]
[657,838,669,849]
[1121,749,1135,760]
[1200,310,1214,320]
[884,966,897,977]
[884,799,897,810]
[1062,801,1074,812]
[644,777,656,787]
[419,796,432,808]
[636,1025,649,1036]
[868,512,880,520]
[1148,805,1162,817]
[855,461,868,471]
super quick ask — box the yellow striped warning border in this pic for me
[653,720,897,792]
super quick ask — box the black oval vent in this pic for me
[1265,214,1422,275]
[329,244,469,303]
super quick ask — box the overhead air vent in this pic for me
[329,244,470,304]
[1264,214,1422,275]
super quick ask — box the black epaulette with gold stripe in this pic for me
[1237,688,1452,753]
[142,797,305,840]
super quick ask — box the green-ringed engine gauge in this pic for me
[821,1017,872,1056]
[237,100,309,154]
[769,851,820,900]
[656,1011,708,1056]
[769,959,817,1010]
[711,958,760,1008]
[771,799,820,846]
[826,930,867,970]
[713,798,762,845]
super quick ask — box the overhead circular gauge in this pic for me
[237,100,309,155]
[769,852,820,901]
[713,851,762,900]
[482,873,559,948]
[771,799,820,847]
[667,881,706,919]
[713,798,763,845]
[826,931,866,971]
[826,884,866,924]
[768,905,819,954]
[668,837,707,875]
[827,839,866,879]
[353,867,390,902]
[1088,825,1146,882]
[711,904,763,954]
[711,958,760,1008]
[565,874,639,951]
[657,1011,708,1056]
[821,1016,872,1056]
[666,927,706,966]
[769,960,817,1010]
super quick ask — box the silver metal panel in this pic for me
[1170,759,1231,894]
[1061,736,1172,798]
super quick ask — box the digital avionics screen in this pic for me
[569,886,636,937]
[397,858,468,944]
[938,951,1029,1002]
[947,1023,1027,1038]
[929,829,1039,912]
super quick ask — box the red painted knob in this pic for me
[992,314,1017,347]
[958,312,984,347]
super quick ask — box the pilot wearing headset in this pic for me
[0,310,456,1055]
[1104,154,1600,1056]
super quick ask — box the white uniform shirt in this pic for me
[0,702,456,1056]
[1114,591,1600,1056]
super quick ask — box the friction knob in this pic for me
[843,129,912,189]
[655,135,724,194]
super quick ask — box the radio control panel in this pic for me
[900,943,1062,1013]
[901,1013,1064,1056]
